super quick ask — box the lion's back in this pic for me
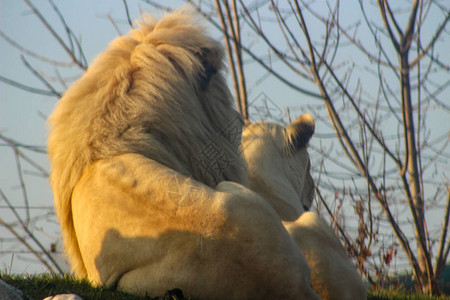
[48,8,246,276]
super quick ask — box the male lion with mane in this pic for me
[48,8,320,300]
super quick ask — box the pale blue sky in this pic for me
[0,0,448,274]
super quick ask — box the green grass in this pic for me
[368,288,449,300]
[1,273,449,300]
[0,273,186,300]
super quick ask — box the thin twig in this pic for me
[23,0,87,69]
[0,189,64,274]
[122,0,133,28]
[21,55,62,97]
[0,75,59,97]
[214,0,242,115]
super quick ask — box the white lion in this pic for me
[241,114,316,221]
[48,9,320,300]
[241,116,367,300]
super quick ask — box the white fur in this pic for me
[284,213,367,300]
[48,9,319,299]
[241,115,315,221]
[242,117,367,300]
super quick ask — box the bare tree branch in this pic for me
[0,75,59,97]
[0,189,64,274]
[122,0,133,28]
[23,0,87,70]
[21,56,62,98]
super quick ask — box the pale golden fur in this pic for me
[241,116,367,300]
[48,9,319,299]
[285,213,367,300]
[241,114,316,221]
[48,9,245,277]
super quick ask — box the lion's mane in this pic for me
[48,9,247,275]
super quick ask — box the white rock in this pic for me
[42,294,84,300]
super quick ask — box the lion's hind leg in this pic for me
[73,154,320,299]
[116,224,320,300]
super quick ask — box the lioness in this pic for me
[241,115,367,300]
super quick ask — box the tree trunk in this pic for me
[400,53,434,294]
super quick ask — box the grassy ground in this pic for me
[0,273,185,300]
[1,273,449,300]
[368,288,449,300]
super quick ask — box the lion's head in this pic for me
[241,114,315,221]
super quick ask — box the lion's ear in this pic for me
[198,47,221,89]
[285,114,315,151]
